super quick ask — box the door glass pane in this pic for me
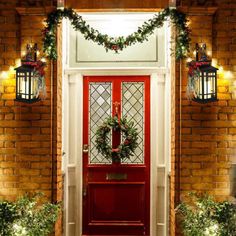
[89,82,112,164]
[121,82,144,164]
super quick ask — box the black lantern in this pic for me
[15,43,41,103]
[15,64,40,103]
[193,43,218,103]
[193,64,218,103]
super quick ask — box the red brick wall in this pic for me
[0,0,61,205]
[173,0,236,234]
[1,1,236,236]
[0,1,62,234]
[177,0,236,200]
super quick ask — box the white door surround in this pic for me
[62,69,171,236]
[62,13,172,236]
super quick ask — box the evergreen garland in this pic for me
[95,116,139,163]
[42,8,190,60]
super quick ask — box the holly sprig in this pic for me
[42,7,190,60]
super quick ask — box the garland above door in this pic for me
[42,7,190,60]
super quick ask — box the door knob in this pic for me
[83,144,89,153]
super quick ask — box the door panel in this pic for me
[83,76,150,235]
[89,183,145,222]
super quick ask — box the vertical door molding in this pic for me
[151,72,170,236]
[63,73,83,236]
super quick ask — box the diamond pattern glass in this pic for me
[121,82,145,164]
[89,83,112,164]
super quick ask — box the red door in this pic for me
[83,76,150,235]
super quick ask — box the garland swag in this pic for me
[43,8,190,60]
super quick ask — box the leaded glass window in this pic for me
[121,82,145,164]
[89,83,112,164]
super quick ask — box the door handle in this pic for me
[83,144,89,154]
[83,185,87,197]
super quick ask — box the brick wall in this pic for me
[173,0,236,234]
[0,0,61,209]
[1,0,236,236]
[177,0,236,200]
[171,0,236,235]
[0,1,62,234]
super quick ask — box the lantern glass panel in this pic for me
[194,65,218,103]
[31,74,38,99]
[18,71,31,100]
[15,65,40,103]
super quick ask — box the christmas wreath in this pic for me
[95,116,139,163]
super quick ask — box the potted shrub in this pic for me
[0,193,60,236]
[176,193,236,236]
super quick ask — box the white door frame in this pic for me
[62,68,171,236]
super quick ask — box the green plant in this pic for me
[176,193,236,236]
[0,193,60,236]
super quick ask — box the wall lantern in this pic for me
[15,44,46,103]
[192,63,218,103]
[188,43,218,103]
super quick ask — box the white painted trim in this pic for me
[63,73,83,236]
[64,68,168,76]
[63,69,170,236]
[150,73,159,236]
[72,73,83,236]
[62,18,172,236]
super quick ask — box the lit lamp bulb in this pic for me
[187,57,192,63]
[41,57,46,63]
[1,71,8,80]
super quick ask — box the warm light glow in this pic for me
[0,71,9,80]
[42,20,47,27]
[207,51,211,56]
[82,13,156,37]
[219,66,223,72]
[193,50,196,56]
[37,50,40,56]
[211,59,216,67]
[15,59,21,67]
[22,51,26,57]
[9,66,15,74]
[224,71,234,80]
[41,57,46,63]
[186,57,192,62]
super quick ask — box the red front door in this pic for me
[83,76,150,235]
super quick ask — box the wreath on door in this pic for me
[95,116,139,163]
